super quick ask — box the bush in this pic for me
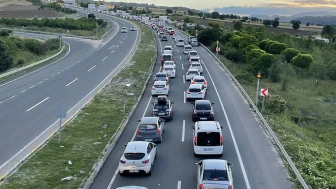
[197,28,222,46]
[326,63,336,80]
[235,71,254,83]
[24,39,42,54]
[291,53,314,70]
[0,40,13,72]
[256,53,276,77]
[265,40,277,52]
[258,39,271,50]
[246,49,265,64]
[238,34,258,49]
[268,42,287,54]
[266,94,286,114]
[97,19,104,25]
[269,62,281,82]
[282,48,300,63]
[0,30,12,37]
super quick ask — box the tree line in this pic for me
[41,2,77,14]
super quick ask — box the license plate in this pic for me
[200,118,207,120]
[145,139,153,142]
[204,148,214,151]
[129,170,139,173]
[158,113,165,115]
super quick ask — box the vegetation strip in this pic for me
[0,20,155,188]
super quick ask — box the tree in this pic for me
[166,9,173,14]
[265,40,277,52]
[306,22,310,26]
[188,10,194,15]
[246,49,265,64]
[268,42,287,54]
[197,28,222,46]
[238,34,258,49]
[198,12,203,18]
[0,40,13,72]
[291,53,314,70]
[210,11,220,19]
[326,63,336,80]
[88,13,96,20]
[263,19,271,26]
[321,25,335,38]
[257,53,276,77]
[233,21,243,31]
[282,48,300,63]
[96,19,104,25]
[184,17,190,23]
[292,21,300,30]
[272,20,279,27]
[269,62,281,82]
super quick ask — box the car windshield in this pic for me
[178,40,184,42]
[203,169,228,181]
[185,47,192,50]
[192,63,201,67]
[164,68,174,71]
[156,74,166,78]
[197,132,221,146]
[164,47,172,50]
[124,153,145,160]
[163,55,171,60]
[190,52,198,56]
[122,27,126,29]
[139,124,157,130]
[188,71,198,75]
[154,85,165,88]
[154,103,169,109]
[189,88,201,92]
[191,59,199,62]
[194,78,205,82]
[196,103,211,110]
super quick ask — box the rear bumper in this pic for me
[151,91,169,96]
[135,135,161,142]
[192,115,214,121]
[118,164,151,174]
[194,146,223,155]
[186,96,204,101]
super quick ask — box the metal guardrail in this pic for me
[80,21,158,189]
[0,46,64,79]
[175,28,310,189]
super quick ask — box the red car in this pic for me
[169,30,175,35]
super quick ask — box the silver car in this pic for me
[186,84,207,101]
[188,50,200,59]
[190,62,203,74]
[196,159,234,189]
[191,38,199,46]
[186,68,200,81]
[163,61,176,69]
[189,56,201,65]
[191,75,207,88]
[183,45,193,54]
[135,117,164,143]
[121,27,128,33]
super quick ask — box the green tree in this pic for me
[88,13,96,20]
[246,49,265,64]
[265,40,277,52]
[210,11,220,19]
[321,25,335,38]
[282,48,300,63]
[306,22,310,26]
[166,9,173,14]
[268,42,287,54]
[188,10,194,15]
[184,17,190,23]
[292,21,300,30]
[272,20,279,27]
[198,12,203,18]
[96,19,104,25]
[263,19,271,26]
[291,53,314,70]
[326,63,336,80]
[197,28,222,46]
[244,25,254,34]
[269,62,281,82]
[233,21,243,31]
[238,34,258,49]
[257,53,276,77]
[0,40,13,72]
[258,39,271,50]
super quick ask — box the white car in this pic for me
[185,84,207,101]
[183,45,193,54]
[121,27,128,33]
[192,121,223,156]
[130,26,136,31]
[190,62,203,73]
[172,34,178,40]
[163,65,176,78]
[151,81,169,96]
[117,187,148,189]
[188,50,200,59]
[176,38,185,47]
[189,56,201,65]
[163,46,174,53]
[196,160,233,189]
[186,68,200,81]
[163,61,176,69]
[191,76,207,88]
[118,141,157,175]
[163,50,173,57]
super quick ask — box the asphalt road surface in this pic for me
[0,18,139,174]
[89,24,293,189]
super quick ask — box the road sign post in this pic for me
[56,33,62,50]
[216,40,219,58]
[255,71,261,106]
[260,88,268,111]
[57,109,67,143]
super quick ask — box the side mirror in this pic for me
[171,102,174,104]
[211,103,214,105]
[191,125,195,129]
[124,144,127,147]
[228,162,233,166]
[137,120,141,122]
[221,126,223,129]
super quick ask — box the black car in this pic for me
[152,96,174,120]
[192,100,214,121]
[161,36,168,41]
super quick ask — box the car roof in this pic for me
[156,72,167,76]
[154,80,167,85]
[188,68,199,72]
[164,46,173,48]
[164,65,174,68]
[193,76,205,80]
[203,159,227,170]
[184,45,192,48]
[162,53,172,56]
[196,121,221,133]
[125,141,149,153]
[190,56,200,59]
[195,99,211,104]
[140,116,159,124]
[164,61,174,63]
[191,62,201,64]
[189,83,203,88]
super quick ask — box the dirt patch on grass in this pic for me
[0,4,62,18]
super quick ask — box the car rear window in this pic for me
[164,47,172,50]
[154,85,165,88]
[189,88,201,92]
[164,68,174,71]
[178,39,184,42]
[154,104,169,109]
[139,124,157,130]
[124,153,145,160]
[163,55,171,60]
[197,132,220,146]
[185,47,192,50]
[203,169,228,181]
[188,71,199,74]
[191,58,199,62]
[156,74,166,77]
[194,78,205,82]
[192,63,201,67]
[190,52,197,56]
[196,103,211,110]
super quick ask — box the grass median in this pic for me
[0,21,156,189]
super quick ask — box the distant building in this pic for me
[76,0,89,2]
[88,3,96,10]
[43,0,56,2]
[63,0,75,4]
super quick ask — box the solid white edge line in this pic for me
[182,64,184,70]
[20,90,26,93]
[26,97,49,112]
[87,65,96,72]
[107,96,152,189]
[65,78,78,87]
[184,91,186,103]
[201,60,252,189]
[182,120,185,142]
[102,56,108,61]
[177,181,181,189]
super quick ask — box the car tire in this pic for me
[192,116,196,122]
[147,167,152,176]
[119,171,125,176]
[194,152,198,157]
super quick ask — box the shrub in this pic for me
[256,53,276,77]
[24,39,42,54]
[235,71,254,83]
[291,53,314,70]
[266,94,286,114]
[268,42,287,54]
[246,49,265,64]
[0,40,13,72]
[197,28,221,46]
[326,63,336,80]
[17,59,25,67]
[282,48,300,63]
[269,63,281,82]
[238,34,258,49]
[258,39,271,50]
[265,40,277,52]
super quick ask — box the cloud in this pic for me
[260,0,336,8]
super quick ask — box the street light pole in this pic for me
[256,71,261,106]
[216,40,219,57]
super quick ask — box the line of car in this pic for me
[115,22,234,189]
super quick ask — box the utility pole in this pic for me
[96,15,98,40]
[59,34,62,50]
[255,71,261,106]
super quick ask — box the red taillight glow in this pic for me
[136,129,140,134]
[193,110,197,115]
[156,129,161,134]
[204,81,207,84]
[199,92,204,94]
[164,87,167,90]
[187,91,191,94]
[228,185,232,189]
[220,136,223,146]
[142,159,149,164]
[194,136,197,146]
[210,110,214,115]
[191,81,195,84]
[152,87,155,90]
[120,160,126,164]
[199,183,203,189]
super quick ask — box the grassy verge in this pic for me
[0,21,156,188]
[218,55,336,188]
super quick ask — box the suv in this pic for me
[151,81,169,96]
[163,65,176,78]
[192,100,214,121]
[190,62,203,74]
[135,117,165,143]
[191,38,199,46]
[161,54,172,64]
[161,36,168,41]
[188,50,200,59]
[152,96,174,120]
[176,38,184,47]
[192,121,223,156]
[191,76,207,88]
[195,159,233,188]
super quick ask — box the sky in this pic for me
[105,0,336,10]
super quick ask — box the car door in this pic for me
[146,143,154,163]
[158,119,164,133]
[202,86,207,98]
[197,162,203,188]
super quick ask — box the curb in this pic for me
[175,27,310,189]
[80,21,157,189]
[0,46,64,79]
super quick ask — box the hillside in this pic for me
[296,16,336,25]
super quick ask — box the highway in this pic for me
[0,17,139,176]
[89,24,293,189]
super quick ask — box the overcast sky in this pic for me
[105,0,336,10]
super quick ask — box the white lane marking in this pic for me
[107,96,152,189]
[57,72,61,74]
[20,90,26,93]
[182,120,185,142]
[179,56,182,60]
[29,85,35,89]
[45,78,49,81]
[9,95,16,99]
[38,81,43,84]
[183,75,185,84]
[87,65,96,72]
[62,69,65,72]
[177,49,179,53]
[120,41,123,44]
[177,181,181,189]
[102,56,108,61]
[181,64,184,70]
[51,75,55,77]
[26,97,49,112]
[201,59,251,189]
[65,78,78,87]
[184,91,186,103]
[111,50,115,54]
[117,45,119,47]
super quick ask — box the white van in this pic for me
[176,38,185,47]
[192,121,223,156]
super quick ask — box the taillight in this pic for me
[228,185,232,189]
[136,129,140,134]
[193,136,197,146]
[153,111,157,115]
[204,81,207,84]
[156,129,161,134]
[193,110,197,115]
[152,87,155,90]
[142,159,149,164]
[191,81,195,84]
[220,136,223,146]
[210,110,214,115]
[199,183,203,189]
[166,111,170,115]
[199,92,204,94]
[187,91,191,94]
[164,87,167,90]
[120,160,126,164]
